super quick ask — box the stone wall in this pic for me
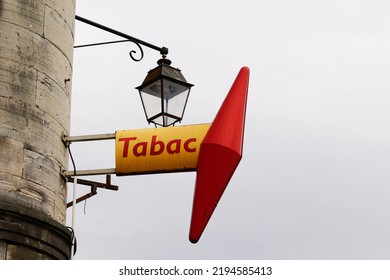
[0,0,75,259]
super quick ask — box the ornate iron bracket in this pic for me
[75,15,168,62]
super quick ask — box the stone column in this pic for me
[0,0,75,259]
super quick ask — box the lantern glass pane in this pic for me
[141,80,162,98]
[140,90,161,122]
[162,79,189,100]
[165,87,190,120]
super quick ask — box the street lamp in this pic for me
[74,15,194,127]
[136,57,193,127]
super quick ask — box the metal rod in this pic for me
[75,15,168,56]
[63,133,116,143]
[63,168,116,177]
[74,39,130,48]
[67,176,119,191]
[67,186,97,208]
[70,176,77,260]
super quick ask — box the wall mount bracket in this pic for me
[67,175,118,208]
[62,132,119,207]
[74,15,168,62]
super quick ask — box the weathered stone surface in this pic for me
[24,149,59,190]
[0,0,45,35]
[0,95,69,165]
[44,4,74,63]
[0,20,73,90]
[6,244,50,260]
[45,0,76,36]
[0,0,74,259]
[0,59,37,102]
[0,241,6,259]
[36,71,71,131]
[0,136,23,177]
[0,205,72,259]
[0,171,66,223]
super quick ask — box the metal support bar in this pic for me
[62,132,116,144]
[63,168,116,178]
[67,176,119,191]
[67,175,119,208]
[67,186,97,208]
[75,39,130,49]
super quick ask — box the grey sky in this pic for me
[67,0,390,259]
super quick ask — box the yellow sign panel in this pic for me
[115,124,210,176]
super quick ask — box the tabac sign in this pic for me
[65,67,249,244]
[116,124,210,175]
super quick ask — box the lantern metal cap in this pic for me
[157,57,171,66]
[136,60,193,91]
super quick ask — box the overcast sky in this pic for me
[66,0,390,259]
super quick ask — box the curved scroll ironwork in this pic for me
[129,41,144,62]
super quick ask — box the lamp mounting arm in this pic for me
[75,15,169,62]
